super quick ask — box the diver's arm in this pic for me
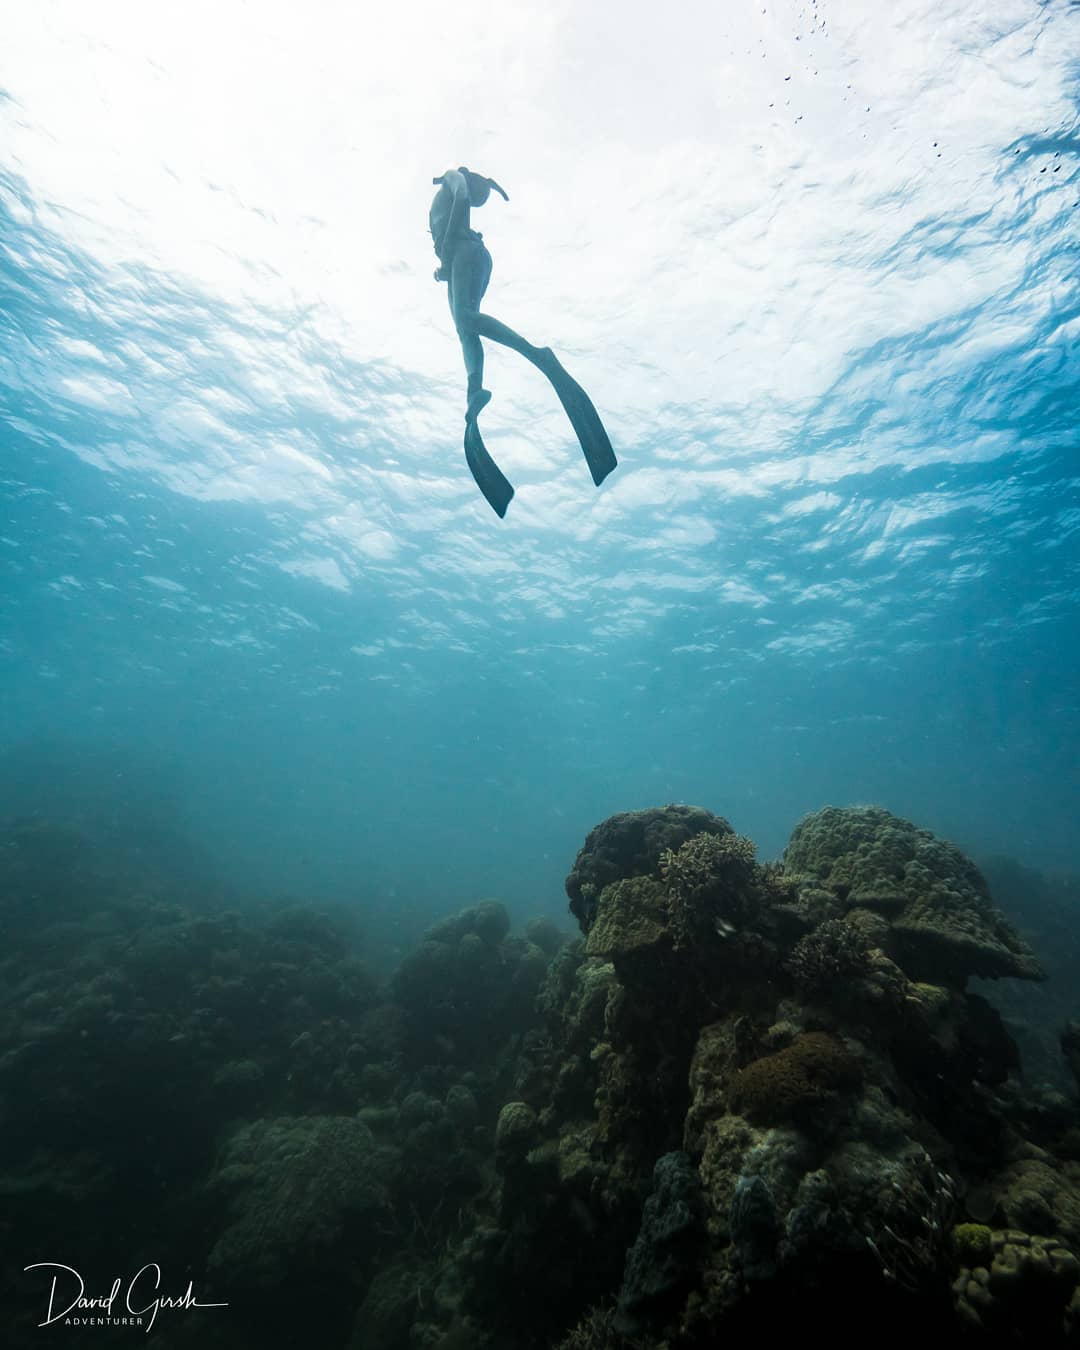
[438,170,469,247]
[431,170,470,280]
[438,168,469,197]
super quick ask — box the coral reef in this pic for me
[584,875,670,960]
[565,804,735,932]
[728,1030,863,1124]
[615,1150,703,1335]
[208,1115,397,1287]
[786,916,873,992]
[661,829,757,909]
[4,804,1078,1350]
[783,806,1044,985]
[0,817,559,1349]
[389,899,547,1065]
[952,1229,1080,1339]
[434,803,1080,1347]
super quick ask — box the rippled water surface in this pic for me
[2,1,1078,910]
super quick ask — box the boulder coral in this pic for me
[951,1229,1080,1339]
[783,806,1044,986]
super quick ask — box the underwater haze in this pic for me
[2,0,1079,932]
[6,6,1080,1350]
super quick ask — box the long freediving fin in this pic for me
[530,348,617,487]
[464,417,514,518]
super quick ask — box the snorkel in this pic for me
[431,168,510,206]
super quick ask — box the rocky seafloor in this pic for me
[2,804,1079,1348]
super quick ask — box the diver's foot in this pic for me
[465,388,492,423]
[532,346,561,376]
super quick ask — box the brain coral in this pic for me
[566,805,734,933]
[729,1032,863,1125]
[782,806,1043,986]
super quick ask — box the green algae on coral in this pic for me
[585,876,670,959]
[951,1222,993,1268]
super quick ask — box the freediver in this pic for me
[429,166,617,517]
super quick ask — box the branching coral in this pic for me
[786,918,872,994]
[660,831,762,939]
[553,1301,653,1350]
[660,832,757,902]
[565,806,735,933]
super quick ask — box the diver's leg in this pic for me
[469,313,591,395]
[450,245,494,422]
[449,244,512,513]
[456,322,489,421]
[470,313,544,361]
[465,313,618,487]
[450,245,616,488]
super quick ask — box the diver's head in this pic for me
[458,167,509,207]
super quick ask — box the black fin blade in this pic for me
[529,348,617,486]
[464,420,514,517]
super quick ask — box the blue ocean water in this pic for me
[1,2,1078,953]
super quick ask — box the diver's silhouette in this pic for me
[430,166,617,516]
